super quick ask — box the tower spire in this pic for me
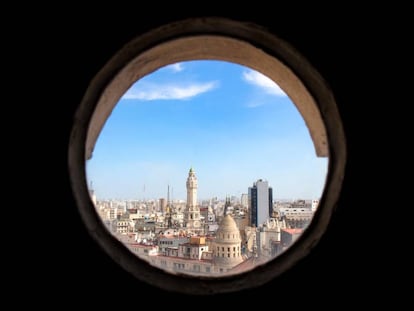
[224,195,231,215]
[186,167,201,232]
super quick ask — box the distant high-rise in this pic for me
[248,179,273,227]
[185,167,201,230]
[241,193,248,208]
[159,198,166,213]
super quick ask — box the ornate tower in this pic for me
[186,167,201,230]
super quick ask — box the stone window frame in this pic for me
[68,17,346,295]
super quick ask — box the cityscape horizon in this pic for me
[86,60,327,276]
[90,167,320,277]
[88,171,322,202]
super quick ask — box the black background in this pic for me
[16,7,398,307]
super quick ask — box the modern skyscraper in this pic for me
[185,167,201,230]
[248,179,273,227]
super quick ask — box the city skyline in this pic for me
[86,60,328,201]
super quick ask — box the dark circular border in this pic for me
[68,17,346,295]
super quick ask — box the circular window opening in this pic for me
[86,59,329,277]
[69,18,346,295]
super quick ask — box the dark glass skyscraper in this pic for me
[248,179,273,227]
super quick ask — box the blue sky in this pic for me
[86,60,328,201]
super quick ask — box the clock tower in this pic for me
[186,167,201,230]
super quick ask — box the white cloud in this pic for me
[242,70,287,96]
[167,63,184,72]
[246,101,264,108]
[122,81,218,100]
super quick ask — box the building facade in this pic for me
[248,179,273,227]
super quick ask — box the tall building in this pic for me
[241,193,248,208]
[159,198,166,213]
[185,167,201,230]
[248,179,273,227]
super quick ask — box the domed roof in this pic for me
[218,215,239,231]
[214,214,243,267]
[217,215,239,234]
